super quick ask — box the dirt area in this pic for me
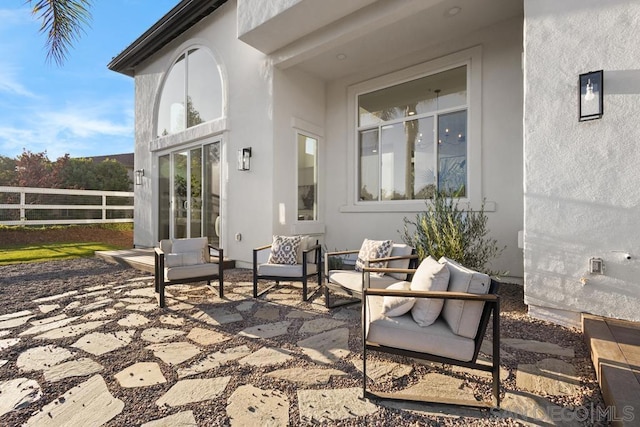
[0,225,133,249]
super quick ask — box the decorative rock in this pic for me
[24,375,124,426]
[0,378,42,417]
[19,316,79,336]
[72,330,135,356]
[43,358,103,382]
[503,338,574,357]
[141,328,186,343]
[227,384,289,426]
[297,328,350,364]
[266,367,348,385]
[114,362,166,387]
[186,327,229,346]
[299,318,346,335]
[190,308,243,325]
[0,314,36,329]
[146,342,201,365]
[33,291,78,303]
[17,345,74,372]
[38,304,59,314]
[239,347,293,367]
[156,377,231,407]
[141,410,197,427]
[238,321,291,339]
[177,345,252,378]
[118,313,150,327]
[298,387,378,423]
[516,358,580,396]
[34,320,110,340]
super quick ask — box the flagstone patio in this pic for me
[0,258,608,425]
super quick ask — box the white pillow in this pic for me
[165,251,203,267]
[381,282,415,317]
[410,256,450,327]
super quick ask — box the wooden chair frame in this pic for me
[252,241,322,301]
[362,266,501,408]
[154,245,224,308]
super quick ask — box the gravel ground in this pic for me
[0,257,606,426]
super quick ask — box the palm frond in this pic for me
[27,0,93,66]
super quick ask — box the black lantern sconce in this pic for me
[134,169,144,185]
[579,70,603,121]
[238,147,252,171]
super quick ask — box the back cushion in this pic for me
[171,237,209,263]
[295,235,316,264]
[387,244,414,280]
[409,256,450,326]
[439,257,490,338]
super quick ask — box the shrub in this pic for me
[401,194,505,275]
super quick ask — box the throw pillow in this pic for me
[410,256,450,327]
[354,239,393,273]
[381,282,415,317]
[268,235,302,265]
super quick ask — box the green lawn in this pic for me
[0,242,120,265]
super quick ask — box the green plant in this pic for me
[401,194,505,275]
[324,246,346,270]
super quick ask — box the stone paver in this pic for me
[351,357,412,380]
[297,328,350,364]
[43,358,103,382]
[72,330,136,356]
[125,303,158,312]
[0,310,32,321]
[19,316,79,336]
[227,384,289,426]
[0,337,21,350]
[0,378,42,417]
[516,358,580,395]
[34,320,110,340]
[141,327,186,343]
[32,291,78,303]
[160,314,184,326]
[397,373,477,401]
[501,391,583,427]
[239,347,294,367]
[190,308,243,325]
[255,306,281,320]
[503,338,575,357]
[38,304,60,314]
[177,345,252,379]
[0,314,37,329]
[141,410,197,427]
[80,298,114,311]
[24,375,124,426]
[298,387,378,423]
[266,367,348,385]
[17,345,74,372]
[238,321,291,339]
[156,377,231,407]
[235,301,255,312]
[285,309,317,319]
[146,341,201,365]
[82,308,118,320]
[118,313,150,327]
[186,327,229,346]
[115,362,166,387]
[299,318,346,335]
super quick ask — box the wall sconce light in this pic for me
[238,147,252,171]
[135,169,144,185]
[579,70,603,121]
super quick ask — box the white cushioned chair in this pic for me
[362,256,501,408]
[252,235,321,301]
[324,241,418,308]
[154,237,223,308]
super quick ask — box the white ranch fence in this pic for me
[0,186,134,226]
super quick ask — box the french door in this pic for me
[158,140,221,245]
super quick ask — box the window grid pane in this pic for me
[297,134,318,221]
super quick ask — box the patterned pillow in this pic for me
[355,239,393,272]
[268,235,302,265]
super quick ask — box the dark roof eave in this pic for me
[108,0,228,77]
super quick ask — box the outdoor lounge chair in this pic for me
[324,239,418,308]
[362,256,501,408]
[252,235,321,301]
[154,237,224,308]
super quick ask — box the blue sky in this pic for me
[0,0,178,160]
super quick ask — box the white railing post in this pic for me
[20,189,26,222]
[102,194,107,221]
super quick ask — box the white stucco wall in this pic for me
[523,0,640,324]
[323,17,524,276]
[131,0,275,264]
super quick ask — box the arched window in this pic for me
[156,47,223,137]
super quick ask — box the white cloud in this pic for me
[0,67,37,98]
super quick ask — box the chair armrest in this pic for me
[254,244,272,252]
[303,243,321,254]
[371,254,419,264]
[154,247,164,256]
[363,287,499,303]
[208,245,223,264]
[326,249,359,257]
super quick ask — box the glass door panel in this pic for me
[173,151,188,239]
[189,147,202,238]
[203,142,220,246]
[158,154,171,240]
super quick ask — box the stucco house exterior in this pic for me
[108,0,640,327]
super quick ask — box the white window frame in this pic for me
[342,46,483,213]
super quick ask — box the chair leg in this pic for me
[253,274,258,298]
[159,281,165,308]
[219,275,224,298]
[302,277,308,301]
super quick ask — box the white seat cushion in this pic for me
[366,294,475,362]
[165,263,219,281]
[327,270,398,293]
[439,257,490,339]
[410,256,450,327]
[257,263,318,278]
